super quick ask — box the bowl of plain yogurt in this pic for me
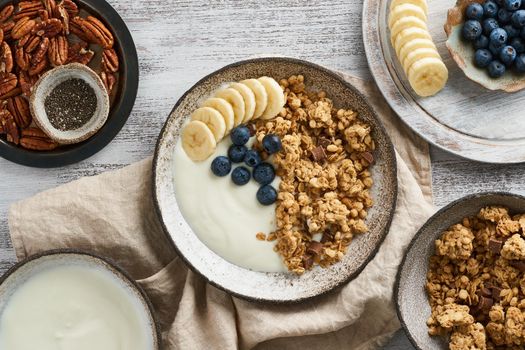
[0,250,160,350]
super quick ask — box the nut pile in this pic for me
[0,0,119,151]
[254,75,375,274]
[426,206,525,349]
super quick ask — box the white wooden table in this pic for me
[1,1,524,348]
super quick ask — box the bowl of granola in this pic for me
[396,192,525,349]
[153,57,397,303]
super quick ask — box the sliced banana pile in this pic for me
[182,77,285,161]
[388,0,449,97]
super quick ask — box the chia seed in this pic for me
[45,78,97,131]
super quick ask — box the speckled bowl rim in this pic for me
[30,63,110,144]
[0,0,139,168]
[0,249,162,349]
[152,56,398,304]
[394,191,525,350]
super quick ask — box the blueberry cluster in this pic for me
[462,0,525,77]
[210,125,282,206]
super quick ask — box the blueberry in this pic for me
[489,40,505,55]
[503,24,520,38]
[483,0,499,17]
[482,18,499,36]
[211,156,231,177]
[474,49,493,67]
[474,34,490,49]
[515,53,525,71]
[228,145,247,163]
[462,20,483,41]
[466,3,484,20]
[256,185,278,206]
[231,166,251,185]
[498,8,512,24]
[230,125,251,146]
[499,45,517,64]
[490,27,508,44]
[253,162,276,185]
[504,0,521,11]
[511,9,525,27]
[511,36,525,51]
[262,134,282,154]
[496,0,504,6]
[488,60,506,77]
[244,149,262,167]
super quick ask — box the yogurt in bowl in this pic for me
[0,250,160,350]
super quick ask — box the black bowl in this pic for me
[0,0,139,168]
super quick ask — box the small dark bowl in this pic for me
[396,192,525,350]
[0,0,139,168]
[0,249,161,349]
[153,57,397,303]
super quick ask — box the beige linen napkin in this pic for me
[8,74,435,350]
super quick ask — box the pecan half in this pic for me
[0,87,22,100]
[100,71,116,94]
[102,48,118,73]
[14,1,44,21]
[32,18,62,37]
[48,35,67,66]
[55,2,69,34]
[0,42,12,73]
[0,109,19,144]
[20,128,58,151]
[12,17,36,39]
[25,35,40,52]
[28,56,47,76]
[81,16,113,49]
[43,0,57,15]
[67,42,93,65]
[0,72,17,96]
[7,96,31,128]
[19,70,37,96]
[69,16,88,41]
[1,21,14,40]
[15,46,31,70]
[0,5,14,23]
[61,0,78,17]
[38,9,49,21]
[31,36,49,65]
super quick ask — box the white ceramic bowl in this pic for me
[30,63,110,144]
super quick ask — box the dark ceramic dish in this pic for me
[0,0,139,168]
[0,249,161,349]
[396,192,525,350]
[153,57,398,303]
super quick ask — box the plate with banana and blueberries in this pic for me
[363,0,525,164]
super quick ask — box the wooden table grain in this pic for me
[0,1,524,348]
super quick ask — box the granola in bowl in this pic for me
[426,206,525,349]
[253,75,375,274]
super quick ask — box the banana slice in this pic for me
[390,16,428,45]
[394,27,433,57]
[408,57,448,97]
[181,120,217,161]
[240,78,268,119]
[215,88,245,126]
[258,76,285,120]
[230,82,256,122]
[398,38,436,64]
[390,0,428,15]
[403,47,440,72]
[190,107,226,141]
[388,4,427,29]
[202,97,235,133]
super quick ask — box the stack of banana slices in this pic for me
[182,77,285,161]
[388,0,449,97]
